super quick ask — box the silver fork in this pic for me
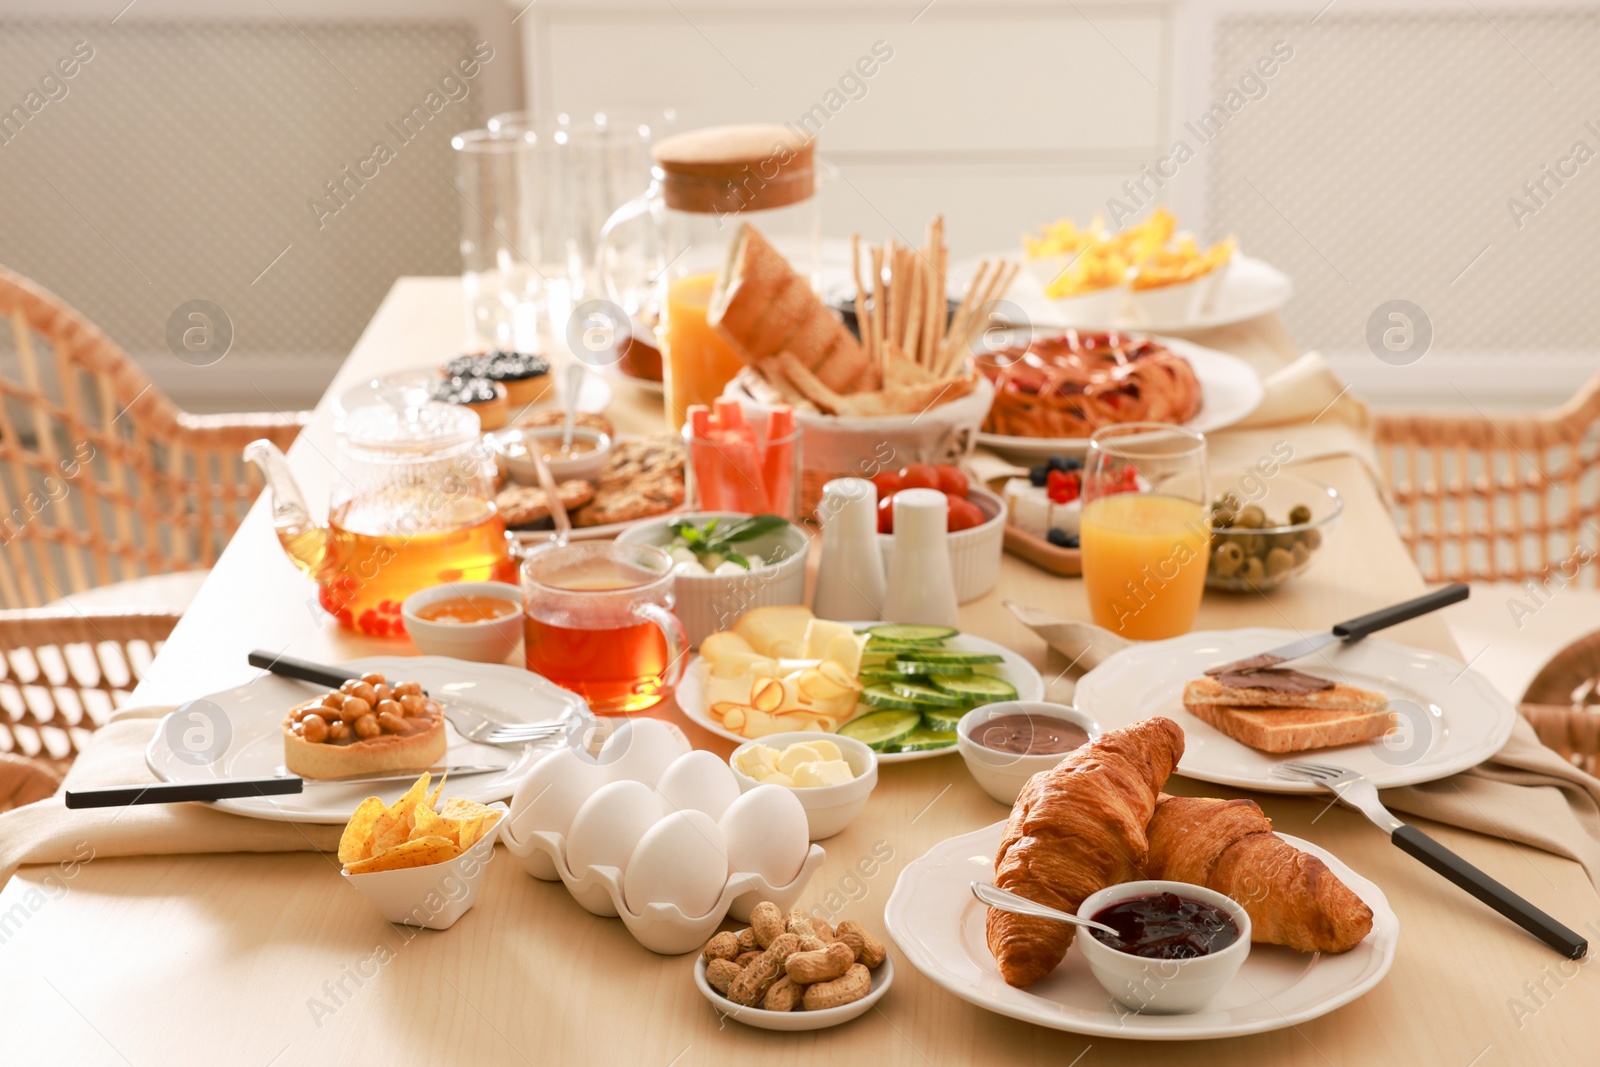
[441,699,568,748]
[1274,760,1587,959]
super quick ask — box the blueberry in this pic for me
[1065,534,1080,549]
[1029,464,1049,487]
[1063,456,1084,472]
[1047,455,1069,473]
[1047,527,1069,547]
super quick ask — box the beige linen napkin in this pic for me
[0,707,340,887]
[1007,605,1600,888]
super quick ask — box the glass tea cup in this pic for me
[521,541,688,714]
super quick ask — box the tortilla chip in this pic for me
[344,835,461,874]
[337,797,385,865]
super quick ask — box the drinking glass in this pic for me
[489,108,675,323]
[1080,424,1210,640]
[452,128,544,351]
[521,541,688,714]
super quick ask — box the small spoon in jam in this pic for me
[971,881,1119,937]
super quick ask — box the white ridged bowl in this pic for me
[877,485,1005,603]
[617,513,809,647]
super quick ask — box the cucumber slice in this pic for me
[858,668,908,686]
[838,709,921,751]
[866,623,960,644]
[920,705,971,732]
[861,686,923,711]
[899,649,1005,665]
[889,681,967,707]
[890,727,959,752]
[861,639,935,654]
[932,675,1020,702]
[890,659,973,677]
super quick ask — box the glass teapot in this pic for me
[245,402,517,636]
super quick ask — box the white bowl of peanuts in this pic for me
[693,900,894,1030]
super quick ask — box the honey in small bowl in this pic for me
[413,595,520,626]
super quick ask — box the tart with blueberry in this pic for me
[441,350,552,407]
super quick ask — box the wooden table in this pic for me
[4,279,1594,1065]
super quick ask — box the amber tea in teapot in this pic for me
[248,402,516,636]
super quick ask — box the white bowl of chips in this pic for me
[337,773,507,931]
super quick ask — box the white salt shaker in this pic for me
[882,488,959,627]
[812,478,886,621]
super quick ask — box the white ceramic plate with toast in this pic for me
[1071,628,1518,794]
[146,656,593,823]
[884,820,1398,1040]
[973,335,1264,461]
[675,631,1044,764]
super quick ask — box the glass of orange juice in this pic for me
[1080,423,1210,640]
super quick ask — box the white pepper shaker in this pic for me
[881,488,959,627]
[812,478,886,621]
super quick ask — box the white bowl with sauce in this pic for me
[1075,879,1251,1015]
[489,426,612,485]
[402,581,523,664]
[956,700,1101,805]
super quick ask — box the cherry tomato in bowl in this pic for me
[898,464,941,492]
[877,494,896,534]
[946,496,985,532]
[871,471,904,500]
[935,465,969,498]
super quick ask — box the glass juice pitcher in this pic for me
[245,403,517,636]
[598,124,822,430]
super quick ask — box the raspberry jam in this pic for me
[1089,892,1240,960]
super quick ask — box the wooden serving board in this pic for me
[1002,524,1081,576]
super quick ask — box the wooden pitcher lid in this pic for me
[651,124,815,214]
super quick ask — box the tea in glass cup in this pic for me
[521,541,688,713]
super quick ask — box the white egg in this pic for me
[508,746,605,840]
[564,780,665,876]
[655,750,741,820]
[720,785,809,886]
[596,718,691,787]
[623,810,729,917]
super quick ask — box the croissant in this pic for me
[1144,794,1373,953]
[985,717,1185,988]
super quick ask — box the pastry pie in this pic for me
[977,331,1202,439]
[282,672,446,779]
[432,375,508,431]
[442,350,552,407]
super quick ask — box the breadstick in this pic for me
[942,260,986,372]
[883,241,900,359]
[903,255,924,361]
[935,236,948,367]
[851,234,876,367]
[870,245,886,377]
[922,254,940,370]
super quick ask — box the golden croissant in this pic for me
[1144,794,1373,953]
[985,717,1185,988]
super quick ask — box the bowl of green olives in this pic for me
[1204,473,1342,592]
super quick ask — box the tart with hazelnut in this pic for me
[282,672,447,779]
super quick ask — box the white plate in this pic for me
[1072,628,1518,793]
[146,656,593,823]
[884,821,1398,1040]
[692,955,894,1030]
[508,502,690,544]
[955,253,1293,334]
[973,336,1265,461]
[675,629,1045,764]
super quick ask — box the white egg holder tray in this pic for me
[502,826,825,955]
